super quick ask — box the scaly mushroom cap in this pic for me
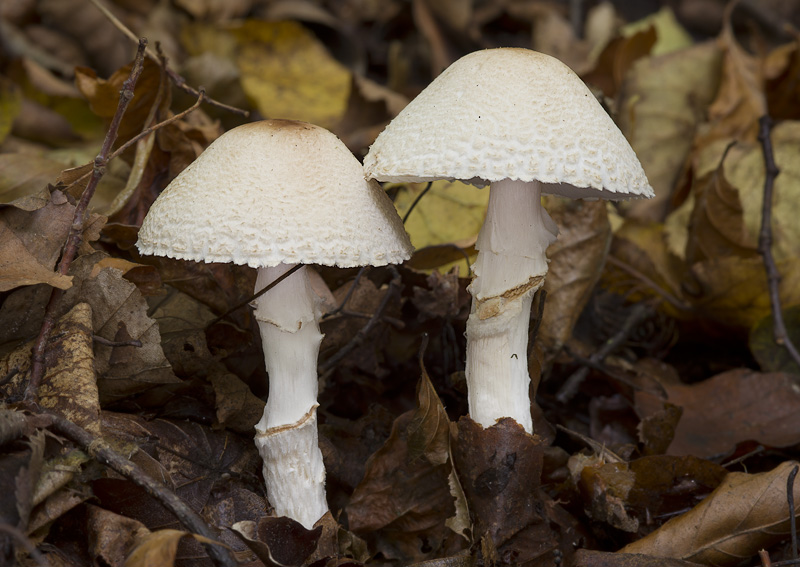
[137,120,413,268]
[364,48,654,200]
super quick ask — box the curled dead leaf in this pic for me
[621,461,800,566]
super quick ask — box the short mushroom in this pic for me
[137,119,413,529]
[364,48,653,434]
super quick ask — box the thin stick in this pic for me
[0,524,49,567]
[43,413,237,567]
[321,267,368,321]
[206,264,303,327]
[757,116,800,369]
[788,465,799,565]
[26,40,148,405]
[605,256,691,312]
[319,266,402,375]
[402,181,433,224]
[87,0,248,117]
[62,91,207,196]
[555,302,652,403]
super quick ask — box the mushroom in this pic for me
[137,119,413,528]
[364,48,653,434]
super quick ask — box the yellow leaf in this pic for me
[621,6,693,56]
[125,529,222,567]
[233,20,351,128]
[690,255,800,329]
[393,180,489,274]
[618,41,723,221]
[724,121,800,263]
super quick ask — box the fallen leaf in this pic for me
[535,197,611,371]
[621,7,694,56]
[574,549,701,567]
[75,58,163,149]
[0,430,44,535]
[209,371,265,434]
[689,255,800,330]
[719,121,800,264]
[62,253,180,403]
[346,371,459,563]
[394,180,488,275]
[583,26,657,98]
[87,506,148,567]
[231,516,322,567]
[701,12,767,145]
[451,417,570,565]
[616,41,723,220]
[233,20,351,128]
[621,461,800,566]
[684,155,756,265]
[124,528,223,567]
[635,369,800,457]
[571,456,639,533]
[0,303,101,435]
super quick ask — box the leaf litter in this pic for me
[3,1,800,567]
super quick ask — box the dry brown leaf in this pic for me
[689,255,800,330]
[617,41,723,221]
[621,461,800,566]
[534,198,611,372]
[75,57,163,148]
[346,370,459,563]
[685,161,754,265]
[61,253,180,403]
[635,368,800,458]
[0,303,101,435]
[88,506,148,567]
[230,515,323,567]
[124,528,223,567]
[451,417,577,566]
[0,189,77,291]
[209,371,265,434]
[583,27,657,98]
[574,549,701,567]
[701,10,767,145]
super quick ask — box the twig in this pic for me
[319,266,402,375]
[321,267,368,321]
[760,549,773,567]
[26,40,148,405]
[92,336,143,348]
[62,90,207,196]
[555,424,624,463]
[42,413,237,567]
[605,256,691,312]
[757,116,800,369]
[555,302,652,403]
[402,181,433,224]
[789,465,799,565]
[87,0,248,117]
[206,264,303,327]
[0,523,49,567]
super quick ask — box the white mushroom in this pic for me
[137,119,413,528]
[364,48,653,434]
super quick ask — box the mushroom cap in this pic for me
[364,48,653,200]
[137,120,413,268]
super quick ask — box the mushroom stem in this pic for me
[252,263,328,529]
[465,179,558,433]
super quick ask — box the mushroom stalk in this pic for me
[252,263,328,529]
[465,179,558,433]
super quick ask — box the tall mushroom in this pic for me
[364,48,653,434]
[137,119,413,528]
